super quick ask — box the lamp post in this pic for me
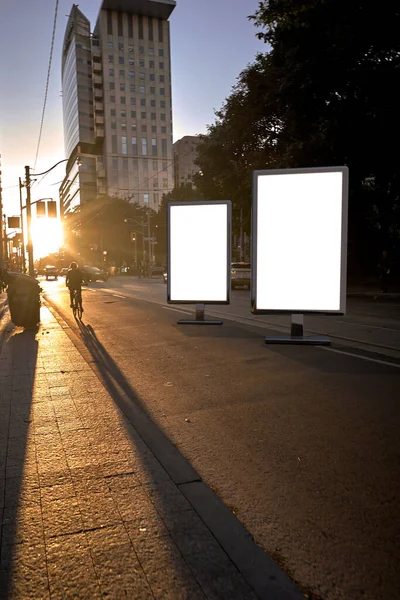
[23,157,76,277]
[124,217,147,275]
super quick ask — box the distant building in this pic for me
[173,136,200,189]
[60,0,176,217]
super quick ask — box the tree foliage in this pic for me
[194,0,400,273]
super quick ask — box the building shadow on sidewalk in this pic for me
[0,327,38,598]
[74,318,260,599]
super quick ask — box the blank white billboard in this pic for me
[252,167,348,314]
[167,201,231,303]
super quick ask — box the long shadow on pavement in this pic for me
[0,326,38,598]
[74,318,263,599]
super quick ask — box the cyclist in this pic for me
[66,262,86,312]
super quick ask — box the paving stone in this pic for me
[42,496,84,539]
[46,533,102,599]
[77,492,120,530]
[0,543,49,599]
[2,505,44,546]
[134,534,206,600]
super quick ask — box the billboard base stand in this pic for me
[177,304,223,325]
[265,314,331,345]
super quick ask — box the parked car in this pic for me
[60,268,69,276]
[231,262,251,289]
[45,265,58,281]
[80,265,109,282]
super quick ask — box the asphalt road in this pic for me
[43,276,400,600]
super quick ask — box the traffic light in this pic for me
[47,201,57,218]
[36,201,46,217]
[131,231,136,242]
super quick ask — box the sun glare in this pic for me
[31,218,64,260]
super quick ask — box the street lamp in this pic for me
[23,157,79,277]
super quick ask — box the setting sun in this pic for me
[31,218,64,259]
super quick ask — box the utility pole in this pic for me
[147,210,152,277]
[25,165,34,277]
[0,154,4,269]
[19,178,26,273]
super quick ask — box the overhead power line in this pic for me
[33,0,59,171]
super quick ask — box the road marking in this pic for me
[112,293,126,298]
[162,306,192,315]
[322,346,400,369]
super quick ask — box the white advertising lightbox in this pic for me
[251,167,348,315]
[167,201,232,304]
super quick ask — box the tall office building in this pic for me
[60,0,176,216]
[173,135,200,188]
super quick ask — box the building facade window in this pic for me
[119,56,124,64]
[150,87,155,94]
[151,112,156,120]
[151,99,156,107]
[141,111,146,119]
[122,135,127,154]
[163,178,168,188]
[121,123,126,130]
[149,60,154,68]
[152,138,157,156]
[152,125,157,133]
[150,74,155,81]
[119,42,124,51]
[119,70,125,78]
[142,137,147,155]
[139,59,145,67]
[161,139,167,157]
[132,137,137,154]
[160,100,165,108]
[121,96,126,104]
[111,122,116,129]
[140,98,146,106]
[107,41,113,48]
[130,97,136,104]
[129,58,134,65]
[161,126,166,133]
[161,113,165,120]
[108,55,114,63]
[129,71,135,79]
[159,62,164,69]
[149,47,154,55]
[139,46,144,54]
[160,88,165,95]
[121,110,126,117]
[110,108,116,116]
[160,75,165,82]
[109,82,115,90]
[159,49,164,56]
[120,83,125,91]
[131,110,136,118]
[153,160,158,170]
[140,86,145,93]
[111,135,117,152]
[110,95,115,103]
[144,193,149,203]
[109,68,114,76]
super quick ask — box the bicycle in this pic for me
[71,289,83,320]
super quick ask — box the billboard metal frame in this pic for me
[167,200,232,306]
[251,166,349,316]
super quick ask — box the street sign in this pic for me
[144,237,156,242]
[7,216,20,229]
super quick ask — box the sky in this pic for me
[0,0,265,217]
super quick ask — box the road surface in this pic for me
[42,276,400,600]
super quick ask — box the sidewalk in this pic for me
[0,303,301,599]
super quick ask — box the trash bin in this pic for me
[4,272,41,328]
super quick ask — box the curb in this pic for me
[42,295,304,600]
